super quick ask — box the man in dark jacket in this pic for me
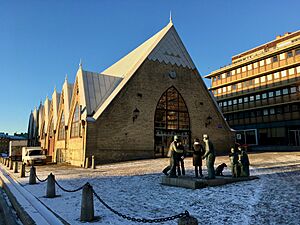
[193,138,203,177]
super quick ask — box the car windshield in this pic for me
[28,150,43,156]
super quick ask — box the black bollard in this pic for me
[13,161,18,173]
[178,215,198,225]
[80,183,94,222]
[85,157,89,169]
[29,166,36,184]
[9,159,13,170]
[91,155,95,169]
[20,163,25,178]
[46,173,56,198]
[6,159,10,168]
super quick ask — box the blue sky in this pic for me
[0,0,299,134]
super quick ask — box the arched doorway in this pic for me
[154,86,191,157]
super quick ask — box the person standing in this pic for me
[176,141,185,176]
[162,135,179,178]
[202,134,215,179]
[239,148,250,177]
[229,147,239,178]
[193,138,203,178]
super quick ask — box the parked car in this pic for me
[22,147,46,165]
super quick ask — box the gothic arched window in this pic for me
[70,103,81,138]
[58,112,65,140]
[155,86,190,130]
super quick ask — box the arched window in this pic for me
[71,103,81,138]
[155,87,190,130]
[49,118,54,137]
[58,112,65,140]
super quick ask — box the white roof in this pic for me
[51,89,61,129]
[43,97,51,134]
[93,20,196,120]
[62,78,73,126]
[38,103,44,136]
[76,67,122,117]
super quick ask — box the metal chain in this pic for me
[32,168,48,182]
[92,190,189,223]
[54,179,84,193]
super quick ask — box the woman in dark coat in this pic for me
[193,138,203,177]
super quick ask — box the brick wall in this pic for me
[85,60,234,164]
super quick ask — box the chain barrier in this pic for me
[92,190,189,223]
[54,179,84,193]
[32,168,48,182]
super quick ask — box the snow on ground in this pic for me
[14,152,300,225]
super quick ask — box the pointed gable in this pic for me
[38,103,44,137]
[148,26,195,69]
[44,97,51,133]
[51,89,61,129]
[93,21,196,120]
[61,78,73,126]
[101,21,173,78]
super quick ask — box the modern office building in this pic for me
[28,19,234,166]
[205,31,300,149]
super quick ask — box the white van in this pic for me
[22,147,47,165]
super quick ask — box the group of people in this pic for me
[162,135,250,179]
[229,145,250,178]
[162,134,216,179]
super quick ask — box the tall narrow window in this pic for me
[49,118,54,137]
[71,103,81,138]
[58,112,65,140]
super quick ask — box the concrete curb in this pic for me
[0,168,36,225]
[0,165,65,225]
[0,189,19,225]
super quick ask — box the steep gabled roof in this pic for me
[93,21,196,120]
[43,97,51,133]
[38,103,44,137]
[76,67,122,118]
[51,88,61,129]
[61,77,73,126]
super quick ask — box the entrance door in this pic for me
[154,86,191,157]
[289,130,300,146]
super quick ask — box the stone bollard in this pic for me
[91,155,95,169]
[29,166,36,184]
[178,215,198,225]
[46,173,56,198]
[13,161,18,173]
[85,157,89,169]
[20,163,25,178]
[80,183,94,222]
[9,159,13,170]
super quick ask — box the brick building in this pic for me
[28,20,233,166]
[205,31,300,150]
